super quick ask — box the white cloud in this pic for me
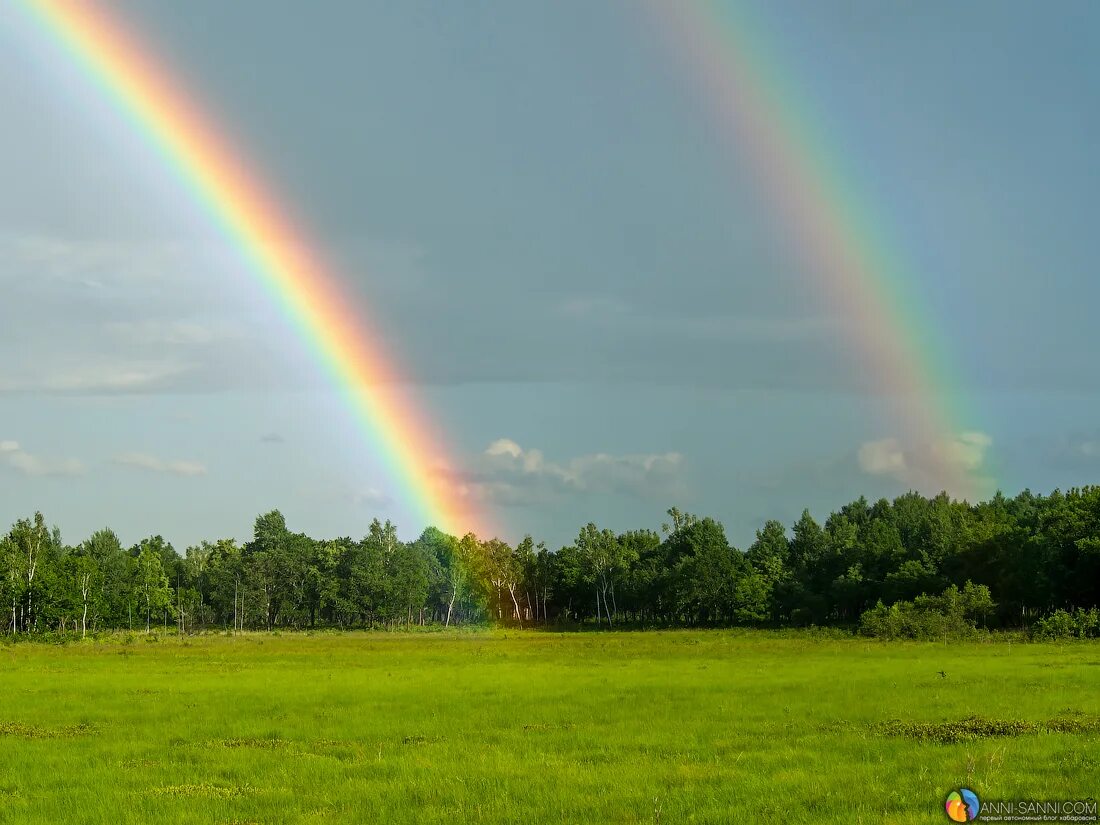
[42,362,190,393]
[439,439,686,506]
[857,438,909,476]
[0,233,195,288]
[858,431,993,494]
[486,438,523,459]
[353,487,393,509]
[113,452,207,477]
[0,232,292,395]
[934,431,992,472]
[0,440,85,477]
[104,319,245,346]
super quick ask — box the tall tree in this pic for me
[574,524,632,626]
[132,538,173,632]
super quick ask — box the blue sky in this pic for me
[1,0,1097,550]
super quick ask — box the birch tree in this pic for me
[8,513,56,632]
[133,541,173,632]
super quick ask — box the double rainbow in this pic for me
[20,0,987,532]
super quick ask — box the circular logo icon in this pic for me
[946,788,980,822]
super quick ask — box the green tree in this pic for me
[80,528,127,627]
[132,538,174,632]
[63,550,102,637]
[731,570,771,625]
[574,524,633,626]
[665,516,739,624]
[6,513,62,633]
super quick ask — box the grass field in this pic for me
[0,630,1096,824]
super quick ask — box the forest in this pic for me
[3,486,1099,639]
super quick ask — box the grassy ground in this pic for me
[0,630,1096,824]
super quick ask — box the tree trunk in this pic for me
[25,534,39,634]
[445,586,457,628]
[508,587,522,627]
[80,573,90,639]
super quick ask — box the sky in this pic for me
[1,0,1098,551]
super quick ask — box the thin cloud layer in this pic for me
[113,452,207,477]
[0,232,299,395]
[0,230,857,394]
[352,487,393,509]
[0,439,85,477]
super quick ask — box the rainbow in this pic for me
[19,0,485,537]
[643,0,989,498]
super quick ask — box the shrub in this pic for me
[1034,608,1100,640]
[859,582,995,640]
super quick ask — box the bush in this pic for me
[859,582,995,640]
[1034,608,1100,640]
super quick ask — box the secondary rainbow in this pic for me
[644,0,988,498]
[21,0,486,537]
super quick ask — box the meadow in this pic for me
[0,631,1096,824]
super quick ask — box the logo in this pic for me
[946,789,980,822]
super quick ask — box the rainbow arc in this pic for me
[22,0,485,537]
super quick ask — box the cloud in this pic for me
[113,452,207,477]
[857,438,908,477]
[259,432,285,444]
[104,320,246,346]
[437,438,686,506]
[0,232,300,396]
[0,439,85,477]
[935,431,993,472]
[352,487,393,509]
[0,360,193,394]
[858,431,993,494]
[1042,432,1100,470]
[0,231,850,393]
[0,233,180,287]
[1078,440,1100,459]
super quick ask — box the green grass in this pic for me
[0,630,1096,824]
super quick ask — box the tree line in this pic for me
[2,486,1099,638]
